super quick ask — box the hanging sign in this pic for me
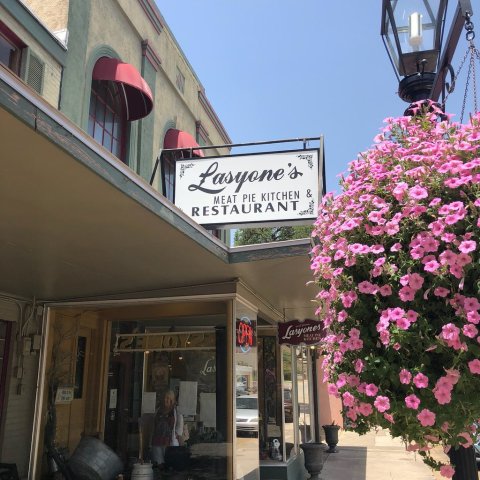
[278,319,325,346]
[174,149,319,227]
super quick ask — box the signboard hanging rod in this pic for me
[162,136,323,154]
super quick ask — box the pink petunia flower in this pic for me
[379,285,392,296]
[409,185,428,199]
[468,359,480,374]
[458,240,476,253]
[374,395,390,412]
[413,373,429,388]
[434,387,452,405]
[417,408,436,426]
[357,402,373,416]
[434,287,450,298]
[365,384,379,397]
[439,465,455,478]
[399,369,412,384]
[405,394,421,409]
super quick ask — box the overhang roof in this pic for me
[0,67,317,321]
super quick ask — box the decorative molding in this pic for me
[81,45,121,130]
[141,40,162,71]
[195,120,209,144]
[137,0,164,35]
[198,89,231,145]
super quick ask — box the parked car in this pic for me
[474,439,480,469]
[236,395,258,434]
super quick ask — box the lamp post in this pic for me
[381,3,477,480]
[381,0,473,105]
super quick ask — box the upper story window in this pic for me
[175,66,185,94]
[88,56,153,163]
[163,153,175,202]
[88,79,127,160]
[0,22,24,75]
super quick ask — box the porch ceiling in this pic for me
[0,71,317,321]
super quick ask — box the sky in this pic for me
[156,1,473,195]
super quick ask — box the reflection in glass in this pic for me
[258,336,283,461]
[282,346,295,458]
[235,302,259,479]
[296,347,312,444]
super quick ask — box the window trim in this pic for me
[0,21,26,76]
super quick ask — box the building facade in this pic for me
[0,1,336,479]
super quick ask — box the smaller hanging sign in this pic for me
[278,319,325,346]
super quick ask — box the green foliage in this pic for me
[234,225,312,246]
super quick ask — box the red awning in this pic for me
[163,129,204,157]
[92,57,153,121]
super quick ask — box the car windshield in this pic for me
[236,397,257,410]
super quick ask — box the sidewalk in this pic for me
[318,429,447,480]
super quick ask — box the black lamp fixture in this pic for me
[381,0,448,103]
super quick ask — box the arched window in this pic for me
[88,79,127,160]
[87,56,153,163]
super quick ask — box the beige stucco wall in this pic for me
[317,356,344,433]
[1,7,62,107]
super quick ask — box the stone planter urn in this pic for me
[322,424,340,453]
[300,443,327,480]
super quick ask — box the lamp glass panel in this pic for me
[391,0,440,54]
[384,9,400,72]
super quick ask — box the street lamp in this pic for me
[381,0,447,103]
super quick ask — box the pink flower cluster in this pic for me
[311,102,480,478]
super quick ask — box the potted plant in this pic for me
[300,442,327,480]
[311,101,480,479]
[322,422,340,453]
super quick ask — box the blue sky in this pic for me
[156,1,471,195]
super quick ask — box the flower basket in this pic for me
[311,101,480,479]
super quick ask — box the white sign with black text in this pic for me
[174,149,319,226]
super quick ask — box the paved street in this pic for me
[318,429,458,480]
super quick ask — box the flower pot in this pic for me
[322,424,340,453]
[300,443,327,480]
[448,445,477,480]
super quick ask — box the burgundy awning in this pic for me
[92,57,153,121]
[163,129,204,157]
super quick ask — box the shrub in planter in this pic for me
[311,101,480,479]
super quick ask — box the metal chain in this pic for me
[460,45,474,123]
[442,11,479,121]
[442,46,470,107]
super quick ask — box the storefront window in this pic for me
[258,335,283,462]
[296,346,313,444]
[281,345,295,458]
[235,301,258,479]
[104,301,230,479]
